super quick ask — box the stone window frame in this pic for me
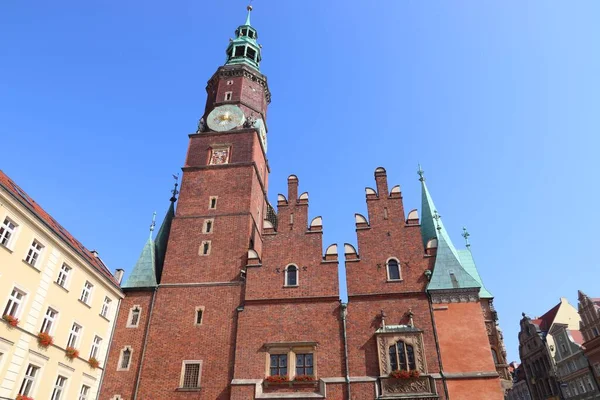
[126,305,142,328]
[179,360,203,389]
[110,395,123,400]
[199,241,211,256]
[284,264,299,287]
[194,306,205,326]
[202,219,214,234]
[263,342,318,380]
[117,346,133,371]
[208,196,218,210]
[224,91,233,101]
[385,257,402,282]
[376,329,427,376]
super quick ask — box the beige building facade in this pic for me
[0,170,123,400]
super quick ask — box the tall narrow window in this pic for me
[51,375,67,400]
[119,347,132,370]
[101,296,112,318]
[67,323,81,348]
[270,354,287,376]
[224,91,232,101]
[19,364,39,396]
[78,385,91,400]
[203,219,213,234]
[40,307,58,333]
[3,287,25,317]
[80,281,93,304]
[0,217,17,247]
[57,263,72,288]
[285,265,298,287]
[90,335,102,359]
[389,340,416,371]
[180,361,202,388]
[387,259,401,281]
[209,197,218,209]
[25,240,44,267]
[128,306,141,328]
[296,353,313,376]
[195,308,204,325]
[200,241,211,256]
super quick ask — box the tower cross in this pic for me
[462,227,471,248]
[433,211,442,231]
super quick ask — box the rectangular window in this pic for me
[579,378,587,393]
[181,362,201,388]
[270,354,287,376]
[209,197,218,209]
[90,335,102,359]
[78,385,90,400]
[199,241,211,256]
[195,308,204,325]
[586,375,595,391]
[3,287,25,317]
[25,240,44,267]
[57,263,71,288]
[234,46,245,57]
[0,217,17,247]
[41,307,58,333]
[51,375,67,400]
[80,281,93,304]
[224,91,232,101]
[101,296,111,318]
[19,364,39,396]
[128,306,141,328]
[296,353,314,376]
[119,347,132,370]
[67,323,81,348]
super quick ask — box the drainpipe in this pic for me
[428,295,450,400]
[95,297,122,400]
[133,287,158,400]
[340,303,351,400]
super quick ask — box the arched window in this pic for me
[491,348,499,364]
[387,258,401,281]
[389,340,416,371]
[285,265,298,287]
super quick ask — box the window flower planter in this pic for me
[89,356,100,369]
[2,314,19,327]
[37,332,54,348]
[390,370,420,379]
[17,395,34,400]
[65,346,79,360]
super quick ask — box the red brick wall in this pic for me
[99,291,153,400]
[447,378,504,400]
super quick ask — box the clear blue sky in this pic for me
[2,1,599,363]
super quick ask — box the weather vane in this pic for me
[433,210,442,231]
[462,227,471,248]
[149,211,157,238]
[417,164,425,182]
[170,173,180,202]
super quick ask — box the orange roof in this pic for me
[534,302,562,331]
[0,170,120,287]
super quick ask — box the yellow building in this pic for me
[0,170,123,400]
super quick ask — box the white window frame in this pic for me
[386,257,402,281]
[40,307,58,334]
[110,396,123,400]
[3,287,26,318]
[51,375,68,400]
[284,264,299,287]
[199,240,211,256]
[202,219,214,234]
[78,385,91,400]
[19,363,40,397]
[101,296,112,318]
[179,360,203,389]
[25,239,44,268]
[80,281,93,304]
[56,263,72,289]
[194,306,205,326]
[90,335,102,359]
[224,91,232,101]
[0,217,17,249]
[127,305,142,328]
[208,196,218,209]
[67,323,82,348]
[117,346,133,371]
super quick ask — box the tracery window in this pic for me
[389,340,416,371]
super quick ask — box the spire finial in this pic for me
[149,211,157,238]
[170,174,180,202]
[462,227,471,248]
[245,3,253,26]
[433,211,442,231]
[417,164,425,182]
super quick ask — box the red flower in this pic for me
[265,375,289,383]
[37,332,54,348]
[88,356,100,369]
[65,346,79,360]
[17,395,34,400]
[2,314,19,327]
[410,370,420,378]
[390,370,412,379]
[294,375,316,382]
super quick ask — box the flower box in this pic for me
[2,314,19,327]
[294,375,317,382]
[37,332,54,348]
[65,346,79,360]
[89,356,100,369]
[390,369,420,379]
[17,395,34,400]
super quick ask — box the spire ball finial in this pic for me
[247,5,253,11]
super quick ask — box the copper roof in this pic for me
[0,170,120,287]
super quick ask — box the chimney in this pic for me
[114,269,125,285]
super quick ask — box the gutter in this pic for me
[340,303,351,400]
[133,287,158,400]
[428,293,450,399]
[95,297,122,400]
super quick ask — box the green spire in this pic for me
[123,213,158,289]
[225,5,262,71]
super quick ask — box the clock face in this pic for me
[254,117,267,152]
[207,105,246,132]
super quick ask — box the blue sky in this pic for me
[2,1,599,363]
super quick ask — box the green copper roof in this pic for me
[154,201,175,284]
[225,6,262,71]
[420,175,481,292]
[457,249,493,298]
[123,236,157,288]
